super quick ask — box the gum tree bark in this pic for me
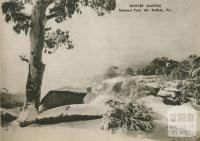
[26,2,46,110]
[17,2,47,126]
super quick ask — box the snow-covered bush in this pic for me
[101,99,153,132]
[119,78,145,99]
[182,77,200,104]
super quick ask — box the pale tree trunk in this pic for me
[18,2,47,126]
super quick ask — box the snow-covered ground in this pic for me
[1,95,200,141]
[1,75,200,141]
[1,120,156,141]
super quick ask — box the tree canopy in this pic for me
[139,57,179,76]
[2,0,116,53]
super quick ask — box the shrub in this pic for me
[120,78,145,99]
[138,55,200,80]
[170,66,188,80]
[182,77,200,104]
[140,57,179,76]
[112,82,123,93]
[111,78,146,99]
[124,67,135,76]
[104,66,120,79]
[101,99,153,133]
[170,55,200,80]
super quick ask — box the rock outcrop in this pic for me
[157,81,184,105]
[1,108,19,126]
[40,87,87,111]
[143,82,160,96]
[36,95,113,124]
[0,89,24,108]
[157,90,176,98]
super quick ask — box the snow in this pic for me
[1,125,156,141]
[137,95,175,119]
[102,77,126,84]
[157,90,176,98]
[1,95,200,141]
[56,86,87,93]
[37,95,114,121]
[144,82,160,89]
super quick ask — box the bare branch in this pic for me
[19,55,29,63]
[46,13,57,20]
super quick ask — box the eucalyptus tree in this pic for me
[1,0,116,122]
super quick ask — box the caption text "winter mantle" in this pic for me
[119,3,172,13]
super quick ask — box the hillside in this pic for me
[1,55,200,141]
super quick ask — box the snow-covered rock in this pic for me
[36,95,113,124]
[157,90,176,98]
[157,80,182,100]
[0,89,24,108]
[143,82,160,96]
[40,87,87,111]
[1,108,19,125]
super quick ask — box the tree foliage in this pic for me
[2,0,31,34]
[44,29,74,54]
[170,55,200,80]
[139,57,179,76]
[137,55,200,80]
[182,77,200,104]
[124,67,135,76]
[1,0,116,51]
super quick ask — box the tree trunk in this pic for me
[27,2,46,109]
[18,2,46,126]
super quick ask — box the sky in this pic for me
[0,0,200,96]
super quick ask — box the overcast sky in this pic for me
[0,0,200,96]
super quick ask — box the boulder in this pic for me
[36,102,110,124]
[143,82,160,96]
[40,87,87,111]
[163,97,182,105]
[163,87,182,96]
[0,89,24,108]
[157,81,183,105]
[21,95,113,125]
[160,88,183,105]
[0,108,19,126]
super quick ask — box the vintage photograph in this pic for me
[0,0,200,141]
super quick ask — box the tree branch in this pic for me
[46,13,58,20]
[46,11,66,21]
[45,27,52,31]
[19,55,29,63]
